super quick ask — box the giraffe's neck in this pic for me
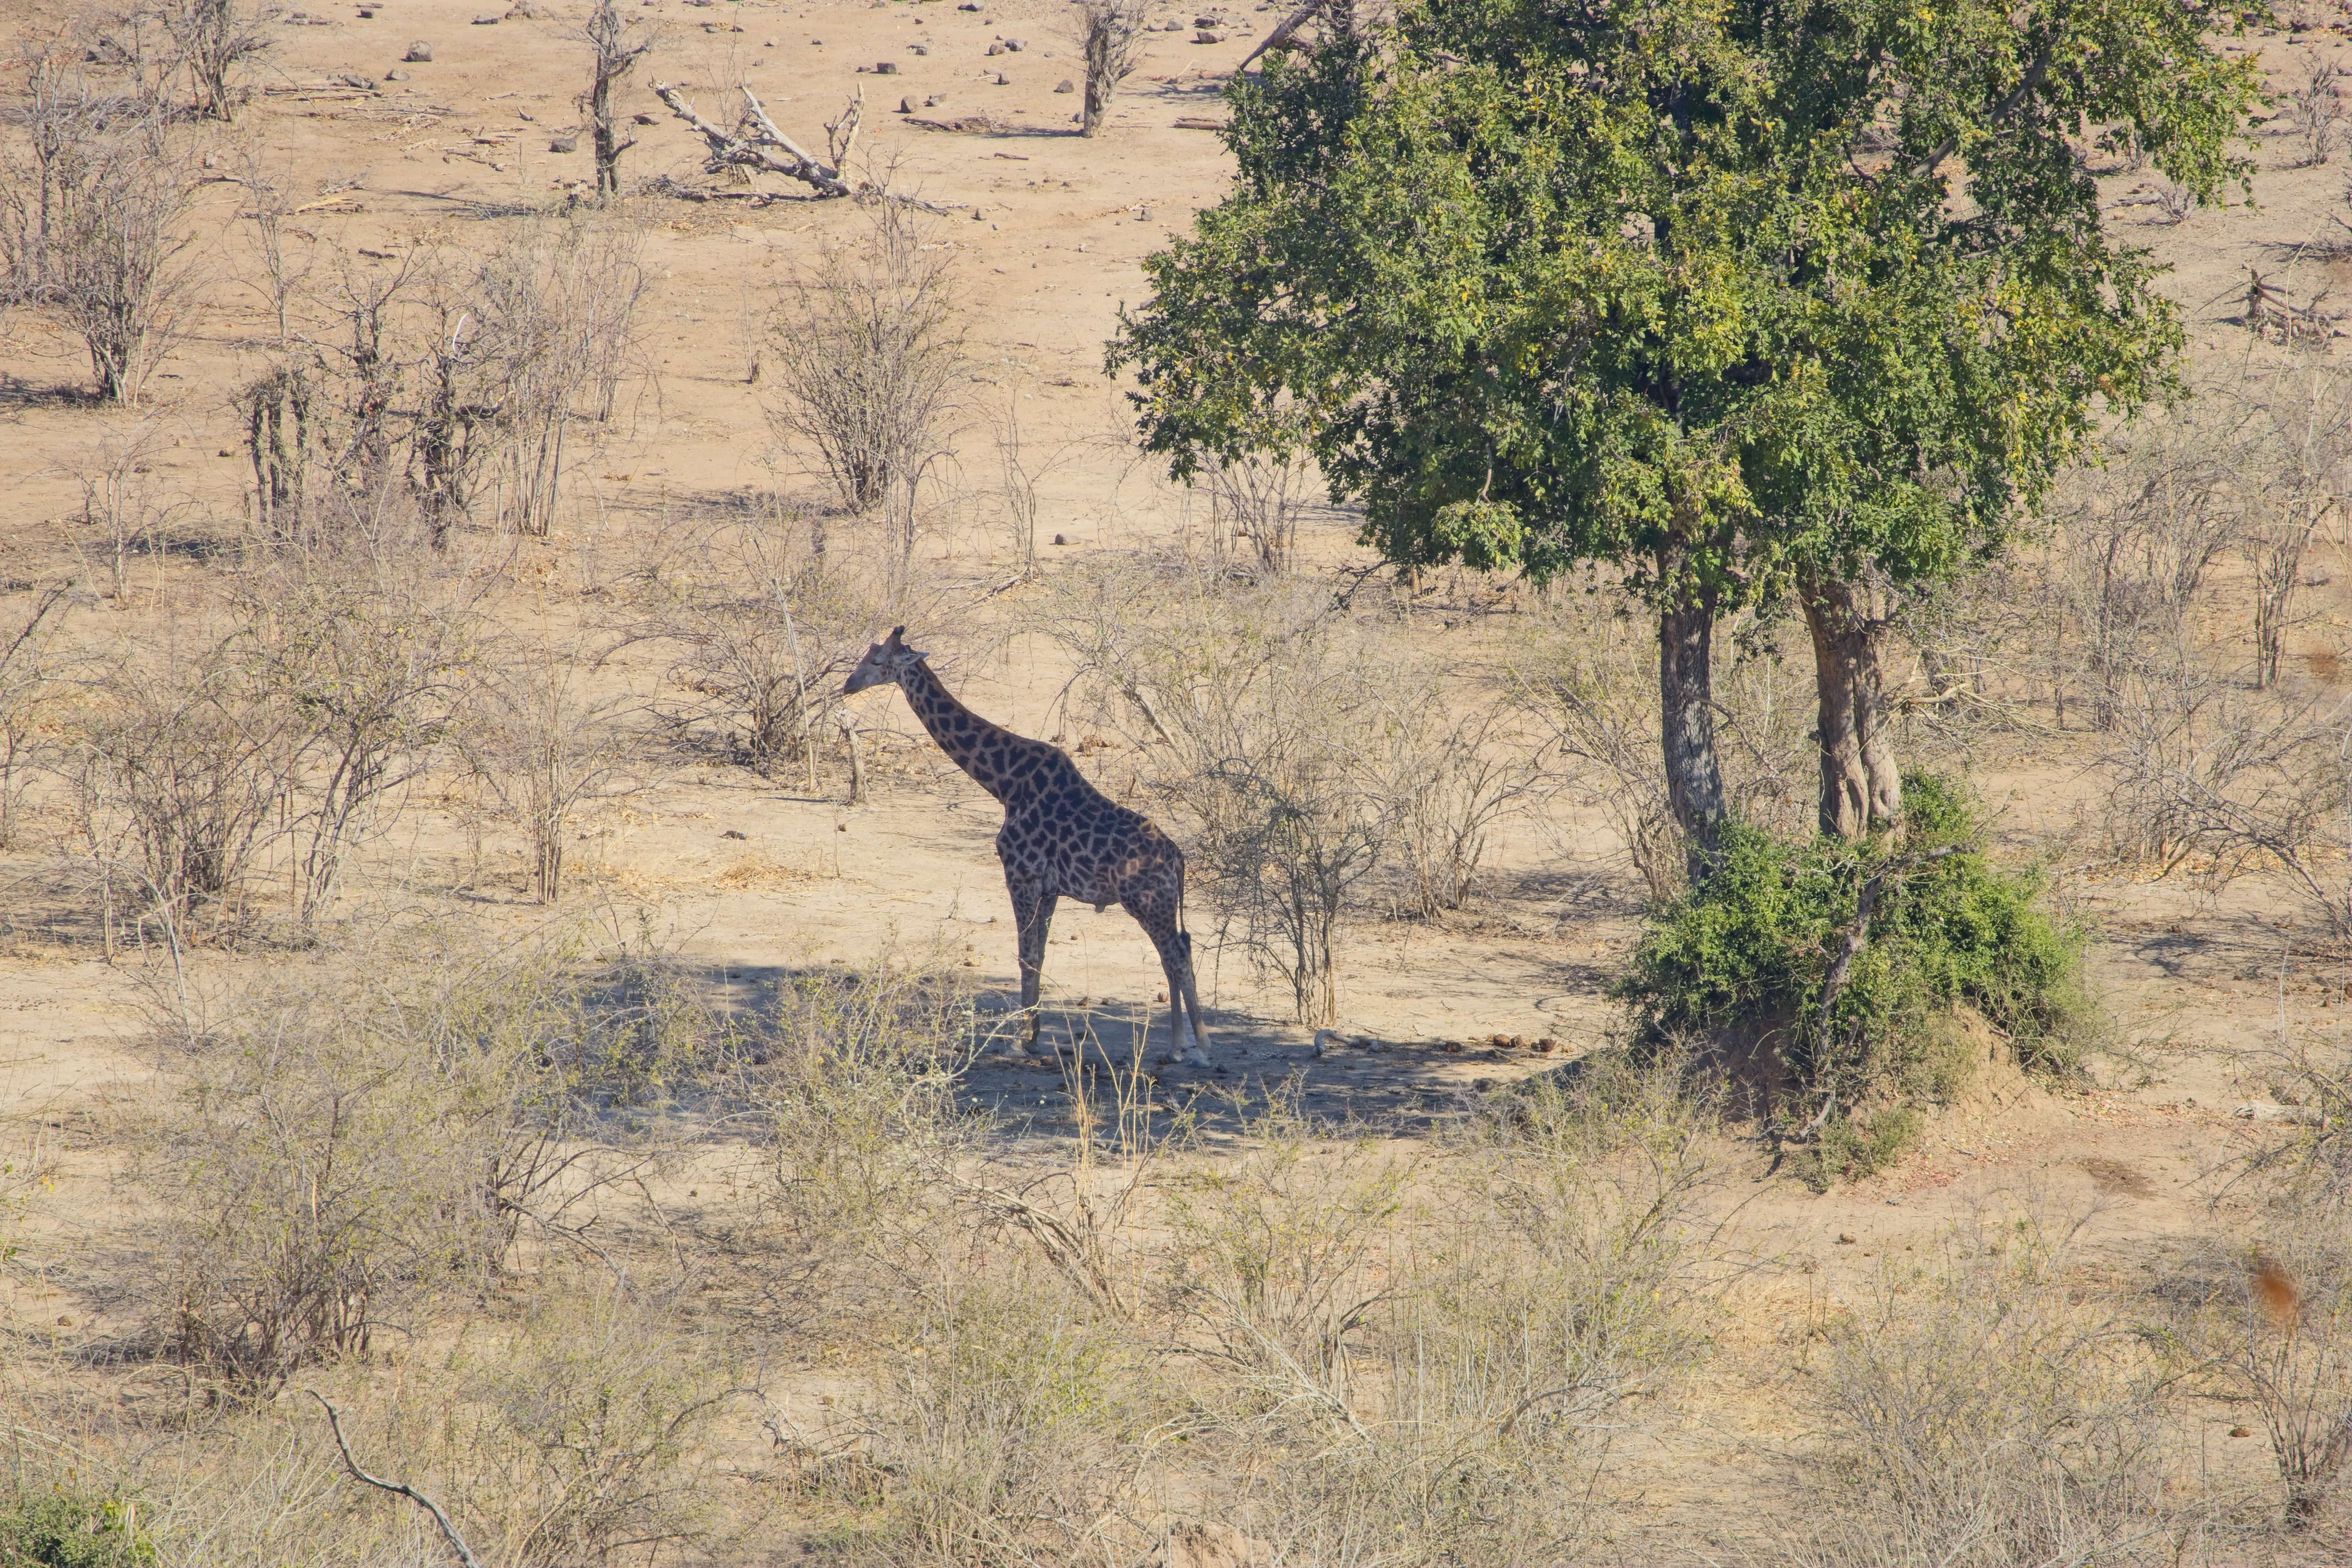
[895,658,1031,806]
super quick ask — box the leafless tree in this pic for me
[2238,366,2352,689]
[2288,54,2348,168]
[0,46,198,401]
[163,0,276,122]
[577,0,653,201]
[0,583,71,851]
[766,202,965,594]
[464,637,641,902]
[1072,0,1148,138]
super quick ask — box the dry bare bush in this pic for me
[162,0,275,122]
[64,634,310,949]
[2038,399,2245,732]
[1793,1207,2176,1566]
[440,221,649,538]
[2237,364,2352,690]
[443,1286,739,1564]
[1073,0,1148,137]
[766,202,965,592]
[462,634,642,902]
[629,501,884,782]
[226,541,479,930]
[0,583,69,852]
[1373,688,1532,919]
[2288,55,2348,168]
[68,420,195,603]
[1195,446,1319,578]
[0,44,198,402]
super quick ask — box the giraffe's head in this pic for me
[842,626,929,694]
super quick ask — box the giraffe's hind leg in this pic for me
[1127,885,1208,1067]
[1006,871,1056,1050]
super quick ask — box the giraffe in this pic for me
[842,627,1212,1066]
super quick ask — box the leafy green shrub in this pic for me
[0,1488,156,1568]
[1615,774,2089,1182]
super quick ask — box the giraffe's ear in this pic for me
[884,625,906,650]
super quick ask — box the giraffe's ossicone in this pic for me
[842,627,1212,1066]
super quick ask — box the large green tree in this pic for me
[1111,0,2256,872]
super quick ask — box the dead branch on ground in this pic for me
[650,83,962,211]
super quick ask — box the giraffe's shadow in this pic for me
[610,960,1499,1146]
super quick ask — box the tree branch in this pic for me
[308,1392,486,1568]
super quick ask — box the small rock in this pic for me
[2230,1425,2253,1438]
[876,59,898,72]
[1004,35,1026,48]
[1055,77,1074,92]
[1052,533,1068,545]
[765,38,776,46]
[384,68,410,80]
[993,71,1009,83]
[925,92,945,105]
[1837,1233,1857,1244]
[809,36,822,45]
[1471,1077,1494,1092]
[1510,1034,1526,1048]
[358,6,375,16]
[1194,13,1220,22]
[1442,1040,1464,1054]
[957,2,980,8]
[970,205,983,219]
[909,43,928,54]
[1535,1036,1557,1051]
[1136,205,1151,219]
[516,109,533,120]
[403,39,433,59]
[898,96,915,113]
[721,829,748,840]
[217,448,235,458]
[341,72,377,88]
[472,12,499,24]
[986,41,1004,53]
[633,111,657,124]
[1489,1033,1510,1047]
[548,136,575,151]
[1195,28,1226,41]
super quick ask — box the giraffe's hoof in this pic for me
[1179,1048,1211,1069]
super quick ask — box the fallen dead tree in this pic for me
[650,82,961,211]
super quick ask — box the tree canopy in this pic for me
[1112,0,2260,616]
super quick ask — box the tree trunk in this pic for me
[1658,581,1726,885]
[1801,575,1902,839]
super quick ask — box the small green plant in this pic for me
[1616,773,2090,1182]
[0,1487,157,1568]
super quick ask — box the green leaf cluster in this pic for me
[0,1489,157,1568]
[1614,773,2091,1182]
[1112,0,2260,605]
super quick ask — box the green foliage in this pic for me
[1112,0,2260,607]
[0,1489,156,1568]
[1616,774,2089,1181]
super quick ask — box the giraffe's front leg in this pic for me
[1006,869,1056,1051]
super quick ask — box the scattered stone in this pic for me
[1195,13,1220,23]
[1837,1233,1857,1244]
[908,43,928,54]
[548,135,575,151]
[1489,1033,1510,1047]
[358,6,375,16]
[384,68,409,80]
[516,109,533,120]
[1052,532,1068,545]
[876,59,899,72]
[506,0,548,15]
[1534,1036,1557,1051]
[765,38,776,46]
[993,70,1009,83]
[1004,35,1026,48]
[971,205,984,219]
[403,38,433,59]
[1442,1040,1464,1053]
[632,111,657,123]
[986,40,1004,53]
[2230,1425,2254,1438]
[341,72,376,88]
[217,448,235,457]
[957,2,980,9]
[472,12,499,23]
[898,95,915,113]
[720,829,748,840]
[1195,27,1226,41]
[925,92,945,105]
[1055,77,1074,91]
